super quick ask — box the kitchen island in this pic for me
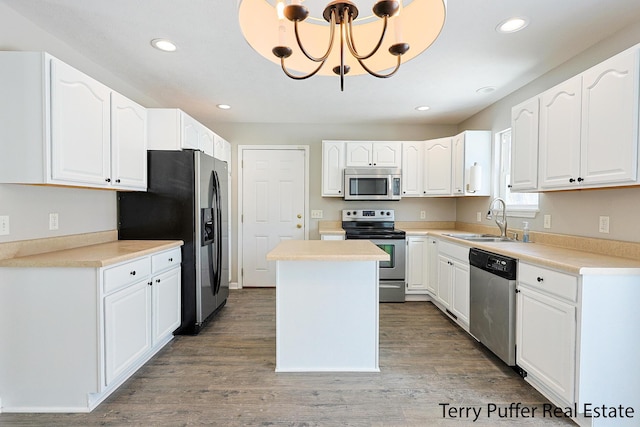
[266,240,389,372]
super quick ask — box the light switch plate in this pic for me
[420,211,426,219]
[0,215,9,236]
[476,211,482,222]
[543,214,552,229]
[311,210,323,219]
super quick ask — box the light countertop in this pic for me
[0,240,183,268]
[267,240,390,262]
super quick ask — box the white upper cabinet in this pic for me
[147,109,220,157]
[345,141,401,168]
[451,131,491,196]
[213,133,231,163]
[512,44,640,192]
[423,137,452,195]
[111,91,147,190]
[510,97,540,191]
[322,141,345,197]
[50,58,112,186]
[401,141,423,196]
[0,52,147,190]
[539,76,582,189]
[580,47,639,186]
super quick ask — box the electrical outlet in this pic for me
[420,211,426,219]
[599,216,610,233]
[311,210,323,219]
[543,214,552,229]
[49,213,59,230]
[476,211,482,222]
[0,215,9,236]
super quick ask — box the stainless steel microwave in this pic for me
[343,168,402,201]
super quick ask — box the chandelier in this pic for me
[238,0,447,91]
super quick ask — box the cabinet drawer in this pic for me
[519,263,578,302]
[151,247,182,274]
[438,240,469,262]
[104,257,151,294]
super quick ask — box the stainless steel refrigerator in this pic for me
[117,149,229,335]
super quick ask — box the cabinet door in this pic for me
[151,267,181,345]
[451,259,470,325]
[200,127,215,157]
[539,76,582,189]
[426,238,438,294]
[402,142,422,196]
[372,142,401,167]
[110,91,147,190]
[516,286,576,405]
[345,142,372,167]
[581,48,639,186]
[181,113,200,150]
[50,58,111,186]
[322,141,345,196]
[406,237,427,292]
[423,138,452,195]
[436,255,452,308]
[452,133,465,194]
[510,98,539,191]
[104,280,152,386]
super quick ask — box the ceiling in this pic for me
[3,0,640,126]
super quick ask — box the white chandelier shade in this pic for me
[238,0,447,77]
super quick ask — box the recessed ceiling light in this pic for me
[496,17,529,34]
[150,38,177,52]
[415,106,430,112]
[217,104,231,110]
[476,86,497,94]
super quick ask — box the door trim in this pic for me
[237,145,310,289]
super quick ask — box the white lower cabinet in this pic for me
[516,262,640,426]
[320,234,345,241]
[405,236,428,294]
[104,279,152,385]
[0,245,181,413]
[436,240,470,329]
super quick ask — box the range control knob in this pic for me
[386,211,391,216]
[346,211,351,215]
[352,211,357,215]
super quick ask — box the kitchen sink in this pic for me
[443,233,515,242]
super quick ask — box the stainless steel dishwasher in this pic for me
[469,247,518,366]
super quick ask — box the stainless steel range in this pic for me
[342,209,406,302]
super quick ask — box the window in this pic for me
[495,128,539,217]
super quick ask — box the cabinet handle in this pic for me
[148,281,152,286]
[508,184,513,188]
[168,258,173,262]
[515,288,520,294]
[338,190,341,193]
[569,178,575,183]
[105,178,111,183]
[156,279,161,283]
[115,179,121,183]
[130,270,136,276]
[577,177,584,182]
[537,277,544,282]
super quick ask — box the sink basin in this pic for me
[443,233,515,242]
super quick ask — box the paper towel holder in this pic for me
[467,162,482,193]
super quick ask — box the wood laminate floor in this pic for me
[0,289,575,426]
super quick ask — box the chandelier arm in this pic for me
[345,12,389,60]
[357,55,402,78]
[293,13,337,63]
[279,57,327,80]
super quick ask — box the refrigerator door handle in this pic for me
[211,170,222,295]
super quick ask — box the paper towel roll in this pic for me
[468,162,482,193]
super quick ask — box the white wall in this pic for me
[456,20,640,243]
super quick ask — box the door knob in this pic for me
[297,224,302,228]
[297,214,302,219]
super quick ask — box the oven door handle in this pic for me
[380,283,403,289]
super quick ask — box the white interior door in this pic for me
[241,148,306,287]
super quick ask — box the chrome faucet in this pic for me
[486,197,508,238]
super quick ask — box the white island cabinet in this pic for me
[267,240,388,372]
[0,241,182,413]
